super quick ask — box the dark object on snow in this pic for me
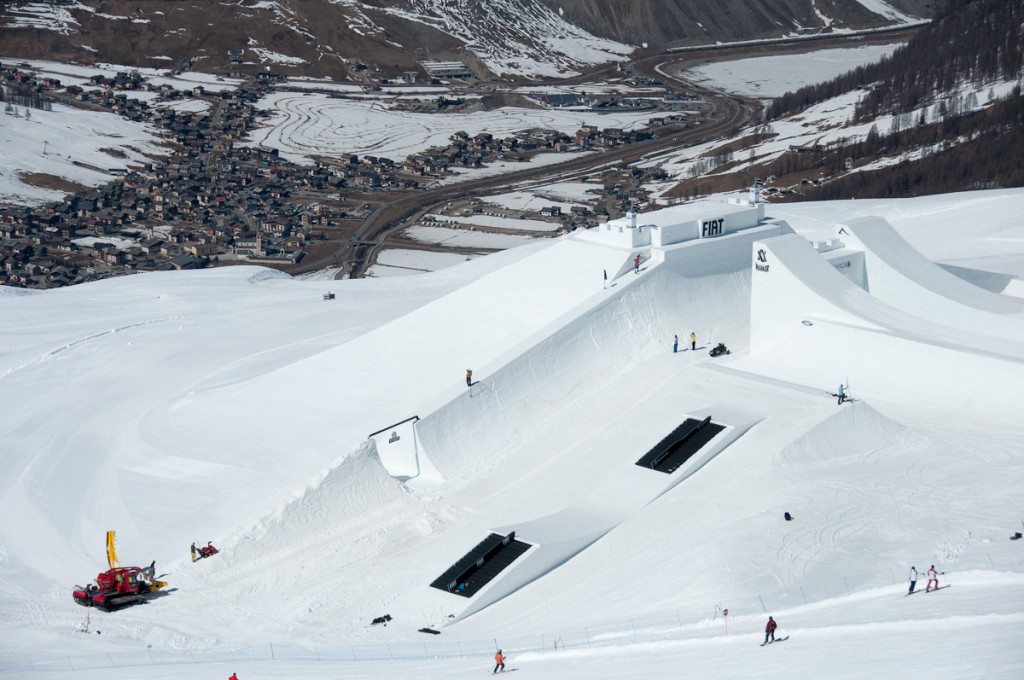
[196,542,219,559]
[72,568,163,611]
[784,512,793,521]
[371,614,392,625]
[709,343,730,357]
[1012,532,1022,540]
[418,627,441,635]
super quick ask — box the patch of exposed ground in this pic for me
[17,172,91,194]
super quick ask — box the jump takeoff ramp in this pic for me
[749,232,1024,362]
[837,217,1024,341]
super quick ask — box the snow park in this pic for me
[1,186,1023,680]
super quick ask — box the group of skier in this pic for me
[907,564,942,594]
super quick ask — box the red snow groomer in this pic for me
[73,531,166,611]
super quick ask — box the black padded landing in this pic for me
[635,416,725,474]
[430,532,531,598]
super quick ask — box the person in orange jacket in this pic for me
[493,649,505,673]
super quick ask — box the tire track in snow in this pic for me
[0,317,182,381]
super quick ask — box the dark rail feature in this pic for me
[635,416,725,474]
[429,532,531,598]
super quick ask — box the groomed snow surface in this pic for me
[1,190,1023,679]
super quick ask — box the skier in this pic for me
[690,331,696,350]
[926,565,940,591]
[837,383,847,404]
[493,649,506,673]
[673,334,679,353]
[634,254,640,274]
[466,369,473,388]
[763,616,777,644]
[908,566,918,594]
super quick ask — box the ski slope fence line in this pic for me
[3,549,1021,674]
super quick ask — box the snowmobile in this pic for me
[709,342,731,357]
[72,531,166,611]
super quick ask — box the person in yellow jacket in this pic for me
[690,331,696,350]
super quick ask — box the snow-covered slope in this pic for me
[0,191,1023,679]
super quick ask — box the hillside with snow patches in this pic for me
[0,0,928,79]
[0,189,1022,679]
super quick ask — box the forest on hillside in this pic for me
[774,89,1024,200]
[759,0,1024,201]
[766,0,1022,122]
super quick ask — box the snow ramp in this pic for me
[838,216,1024,340]
[750,232,1024,362]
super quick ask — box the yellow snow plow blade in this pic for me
[106,530,119,569]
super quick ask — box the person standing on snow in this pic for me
[837,383,847,404]
[764,616,777,644]
[690,331,697,350]
[493,649,506,673]
[926,565,940,591]
[908,566,918,594]
[228,673,239,680]
[466,369,473,388]
[603,269,608,289]
[673,334,679,353]
[634,254,640,274]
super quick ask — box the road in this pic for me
[299,74,750,279]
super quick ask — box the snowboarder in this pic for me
[837,383,847,404]
[673,334,679,353]
[764,616,777,644]
[690,331,696,350]
[908,566,918,594]
[466,369,473,388]
[926,565,940,591]
[634,254,640,274]
[493,649,506,673]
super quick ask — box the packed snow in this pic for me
[683,44,903,98]
[0,189,1023,680]
[243,92,668,164]
[0,101,168,205]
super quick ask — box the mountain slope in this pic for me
[0,0,934,80]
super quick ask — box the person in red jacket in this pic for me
[228,673,239,680]
[493,649,505,673]
[764,616,778,644]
